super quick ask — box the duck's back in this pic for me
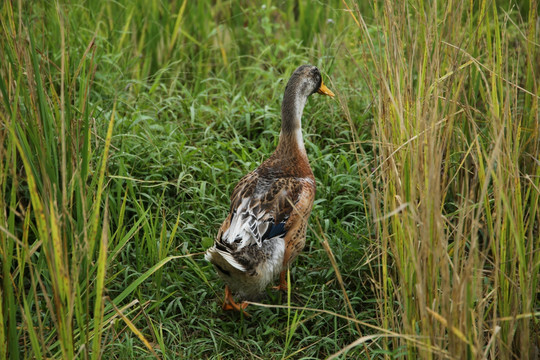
[206,154,316,298]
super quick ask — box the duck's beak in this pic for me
[317,80,335,98]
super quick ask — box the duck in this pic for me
[205,65,335,314]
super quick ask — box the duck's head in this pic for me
[284,65,335,99]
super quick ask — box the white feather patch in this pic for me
[206,247,247,272]
[222,197,262,249]
[294,128,305,151]
[256,237,285,288]
[216,249,247,272]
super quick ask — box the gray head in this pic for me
[284,65,334,99]
[281,65,334,133]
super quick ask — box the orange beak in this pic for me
[317,80,335,98]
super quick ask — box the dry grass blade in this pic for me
[110,301,161,360]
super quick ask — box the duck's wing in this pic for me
[213,171,315,272]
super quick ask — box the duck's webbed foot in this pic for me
[222,285,250,317]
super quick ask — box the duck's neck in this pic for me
[278,87,308,154]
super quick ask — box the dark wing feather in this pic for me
[261,221,287,241]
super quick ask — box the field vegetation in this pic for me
[0,0,538,359]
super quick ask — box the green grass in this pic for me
[0,0,538,359]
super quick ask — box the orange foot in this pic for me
[222,285,250,317]
[272,270,288,292]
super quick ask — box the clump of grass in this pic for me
[0,2,188,358]
[345,0,539,358]
[0,1,112,357]
[3,0,536,358]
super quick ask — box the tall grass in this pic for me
[0,1,110,357]
[347,0,539,358]
[1,0,537,358]
[0,1,187,358]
